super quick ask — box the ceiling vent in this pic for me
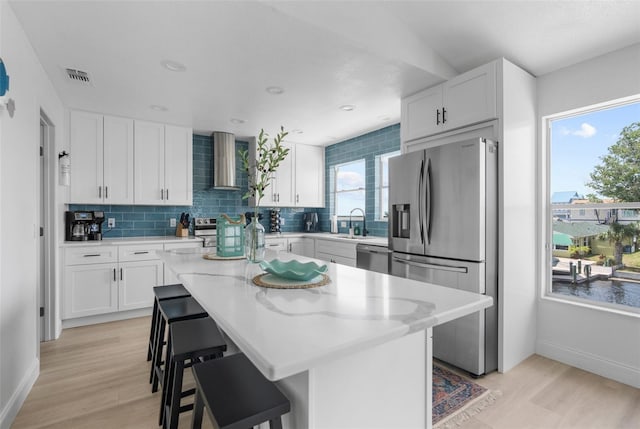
[65,68,93,86]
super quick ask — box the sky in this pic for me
[550,101,640,198]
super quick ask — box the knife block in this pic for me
[175,224,189,237]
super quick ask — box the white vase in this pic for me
[245,217,265,263]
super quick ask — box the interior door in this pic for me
[424,138,486,261]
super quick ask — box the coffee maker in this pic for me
[65,211,105,241]
[303,212,319,232]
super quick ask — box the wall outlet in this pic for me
[280,218,285,225]
[340,221,347,228]
[107,218,115,228]
[170,218,177,227]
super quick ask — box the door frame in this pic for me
[40,110,56,342]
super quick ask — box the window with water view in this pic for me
[548,99,640,310]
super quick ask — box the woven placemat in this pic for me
[252,273,330,289]
[202,253,246,261]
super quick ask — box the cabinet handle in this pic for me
[277,193,280,202]
[296,194,299,203]
[105,186,108,199]
[98,186,102,198]
[288,243,292,252]
[120,268,123,281]
[436,109,440,125]
[134,251,149,255]
[83,254,101,257]
[113,268,116,281]
[442,107,447,124]
[166,189,169,200]
[160,189,164,200]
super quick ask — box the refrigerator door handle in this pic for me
[425,158,432,245]
[392,256,468,273]
[418,159,425,244]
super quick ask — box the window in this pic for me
[333,159,365,216]
[546,98,640,311]
[375,150,400,220]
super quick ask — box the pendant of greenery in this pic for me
[238,126,289,260]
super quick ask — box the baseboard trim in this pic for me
[61,307,152,329]
[536,340,640,388]
[0,358,39,429]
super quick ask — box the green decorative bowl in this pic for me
[259,259,328,281]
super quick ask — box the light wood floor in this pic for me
[13,317,640,429]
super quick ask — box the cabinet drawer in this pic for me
[265,238,287,252]
[118,244,163,262]
[315,239,357,259]
[164,241,202,251]
[65,246,117,265]
[316,251,356,267]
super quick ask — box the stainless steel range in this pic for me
[193,217,217,248]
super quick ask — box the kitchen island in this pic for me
[160,249,492,429]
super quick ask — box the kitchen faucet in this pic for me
[349,208,368,237]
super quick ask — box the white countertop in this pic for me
[267,232,388,247]
[60,236,204,247]
[160,249,492,381]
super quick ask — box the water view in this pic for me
[552,279,640,308]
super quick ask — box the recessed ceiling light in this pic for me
[150,104,168,111]
[161,60,187,72]
[339,104,355,111]
[230,118,246,124]
[266,86,284,95]
[291,129,303,134]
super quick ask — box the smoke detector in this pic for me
[65,68,93,86]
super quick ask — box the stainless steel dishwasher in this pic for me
[356,243,391,274]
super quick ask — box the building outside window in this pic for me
[546,98,640,312]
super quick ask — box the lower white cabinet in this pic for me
[315,239,357,267]
[119,260,163,311]
[265,237,288,253]
[63,244,164,319]
[288,237,314,258]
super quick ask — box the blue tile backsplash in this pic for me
[70,124,400,238]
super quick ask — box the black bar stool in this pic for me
[147,284,191,362]
[150,296,208,393]
[160,317,227,429]
[191,353,291,429]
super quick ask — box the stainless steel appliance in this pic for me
[65,210,104,241]
[356,243,391,274]
[194,217,217,247]
[389,136,498,376]
[303,212,319,232]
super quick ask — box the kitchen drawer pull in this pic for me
[83,254,101,257]
[134,251,149,255]
[392,257,467,273]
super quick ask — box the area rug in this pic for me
[433,363,501,428]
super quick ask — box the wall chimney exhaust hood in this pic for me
[212,131,240,190]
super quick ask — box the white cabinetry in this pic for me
[264,236,315,258]
[69,111,134,204]
[134,121,193,205]
[63,244,163,319]
[401,62,497,142]
[315,239,357,267]
[251,141,324,208]
[288,237,314,257]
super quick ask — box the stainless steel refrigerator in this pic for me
[389,137,497,376]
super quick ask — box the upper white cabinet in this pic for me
[294,144,324,207]
[69,111,134,204]
[69,111,192,205]
[252,141,324,208]
[134,121,193,205]
[401,62,497,142]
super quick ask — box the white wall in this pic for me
[537,43,640,388]
[0,1,65,427]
